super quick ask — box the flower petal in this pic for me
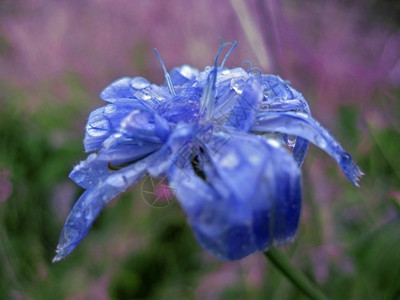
[257,75,311,114]
[76,109,170,188]
[53,155,153,262]
[84,99,155,152]
[202,134,302,249]
[169,65,199,86]
[170,133,301,260]
[168,163,258,261]
[70,142,159,189]
[293,137,309,167]
[100,77,150,102]
[213,77,263,131]
[252,112,364,186]
[157,91,201,125]
[118,109,170,143]
[147,123,194,177]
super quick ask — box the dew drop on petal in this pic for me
[122,110,149,128]
[104,104,117,114]
[134,160,147,172]
[130,77,151,90]
[87,153,97,161]
[106,174,127,188]
[102,133,122,148]
[314,134,327,149]
[286,135,297,148]
[266,138,280,148]
[86,119,110,137]
[220,151,239,169]
[260,103,271,109]
[84,209,93,221]
[179,65,198,79]
[341,153,351,163]
[141,93,152,101]
[296,112,309,118]
[230,78,244,95]
[249,153,262,165]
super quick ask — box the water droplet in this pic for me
[220,151,239,169]
[314,135,327,148]
[104,104,117,114]
[230,78,244,95]
[106,174,127,188]
[286,135,297,147]
[341,153,351,163]
[86,154,97,162]
[130,77,150,89]
[84,209,93,221]
[296,112,308,118]
[86,118,110,137]
[135,160,147,171]
[267,138,280,148]
[179,65,198,79]
[141,93,152,100]
[260,103,271,109]
[249,153,262,165]
[103,133,122,148]
[123,110,149,128]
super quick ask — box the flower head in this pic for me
[53,41,363,262]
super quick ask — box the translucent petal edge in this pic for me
[252,112,364,186]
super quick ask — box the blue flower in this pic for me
[53,42,363,262]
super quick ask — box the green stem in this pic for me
[264,248,329,300]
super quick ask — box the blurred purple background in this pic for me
[1,0,398,120]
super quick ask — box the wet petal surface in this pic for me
[252,112,363,186]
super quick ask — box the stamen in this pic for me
[200,40,233,121]
[248,67,262,75]
[220,41,239,67]
[154,48,176,96]
[241,60,252,70]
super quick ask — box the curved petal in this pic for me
[147,123,194,177]
[157,91,201,125]
[118,109,170,143]
[76,110,170,188]
[215,67,249,95]
[84,99,155,152]
[252,112,364,186]
[202,134,302,250]
[169,65,199,86]
[53,155,153,262]
[213,77,263,131]
[100,77,150,102]
[70,142,159,189]
[257,75,311,114]
[170,133,301,261]
[168,163,258,261]
[293,137,309,167]
[69,153,108,189]
[100,77,172,112]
